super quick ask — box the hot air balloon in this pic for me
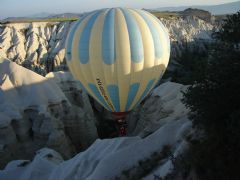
[65,8,170,135]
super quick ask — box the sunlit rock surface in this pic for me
[0,80,192,179]
[0,14,208,179]
[0,16,214,75]
[0,22,71,75]
[0,59,98,168]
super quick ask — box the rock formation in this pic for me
[0,16,215,75]
[0,13,214,176]
[0,21,71,75]
[0,82,192,180]
[180,8,212,22]
[0,58,98,168]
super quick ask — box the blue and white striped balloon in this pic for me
[65,8,170,112]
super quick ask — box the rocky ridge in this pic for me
[0,80,191,179]
[0,59,98,168]
[0,13,213,176]
[0,16,214,75]
[0,21,71,75]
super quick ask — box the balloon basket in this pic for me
[112,112,129,136]
[116,119,127,136]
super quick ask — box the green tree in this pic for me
[171,45,208,85]
[213,11,240,46]
[182,11,240,180]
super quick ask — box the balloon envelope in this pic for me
[65,8,170,112]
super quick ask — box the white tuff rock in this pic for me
[0,59,98,168]
[0,82,192,179]
[0,17,214,74]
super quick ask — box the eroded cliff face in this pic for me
[0,15,214,171]
[0,59,98,168]
[0,81,192,180]
[0,21,71,75]
[0,16,215,75]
